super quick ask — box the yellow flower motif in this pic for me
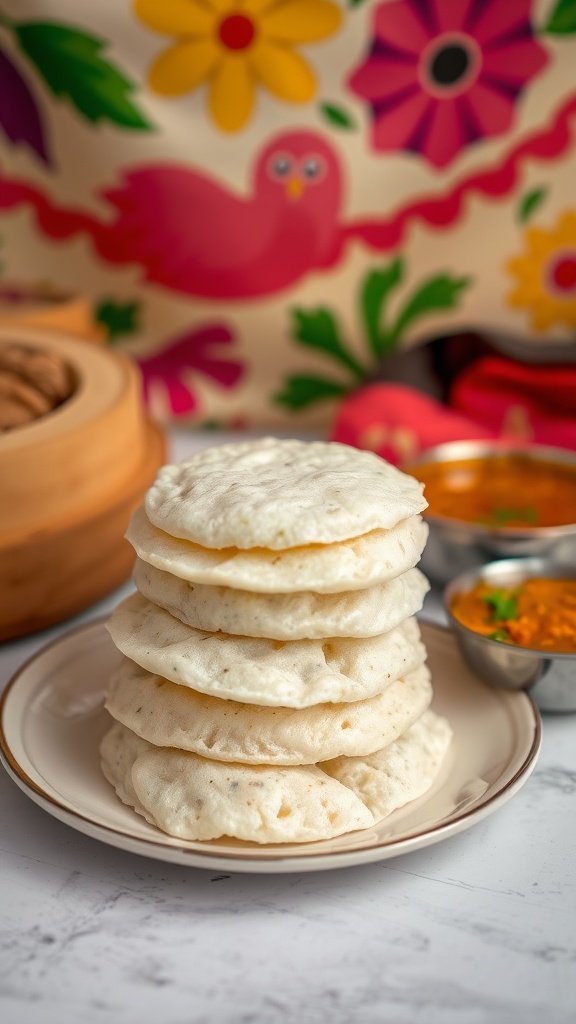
[135,0,342,132]
[507,211,576,332]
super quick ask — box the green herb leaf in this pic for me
[488,507,538,526]
[483,591,519,622]
[544,0,576,33]
[360,258,404,359]
[197,419,223,431]
[319,102,357,130]
[291,308,365,380]
[95,299,141,342]
[517,187,547,224]
[274,374,350,410]
[348,0,369,6]
[488,629,510,642]
[14,22,152,129]
[384,272,471,348]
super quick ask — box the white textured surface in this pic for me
[105,658,432,765]
[1,431,575,1024]
[108,594,426,707]
[145,437,427,548]
[127,506,429,593]
[134,559,430,640]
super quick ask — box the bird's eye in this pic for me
[301,155,326,183]
[267,153,293,180]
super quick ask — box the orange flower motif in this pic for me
[507,211,576,332]
[135,0,342,132]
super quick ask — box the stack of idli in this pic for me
[101,438,452,844]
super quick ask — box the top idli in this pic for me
[145,438,427,550]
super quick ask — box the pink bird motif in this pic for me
[4,98,573,299]
[0,130,344,300]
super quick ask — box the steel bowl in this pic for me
[444,557,576,713]
[403,441,576,586]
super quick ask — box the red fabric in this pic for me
[452,357,576,449]
[331,357,576,464]
[331,383,496,465]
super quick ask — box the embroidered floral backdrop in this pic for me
[0,0,575,427]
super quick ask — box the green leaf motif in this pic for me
[517,187,547,224]
[275,374,350,411]
[14,22,152,129]
[544,0,576,33]
[292,308,365,380]
[360,257,403,358]
[347,0,369,7]
[278,261,472,413]
[95,299,141,342]
[319,102,357,130]
[385,273,471,348]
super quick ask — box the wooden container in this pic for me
[0,325,165,640]
[0,285,101,341]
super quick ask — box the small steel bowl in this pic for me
[404,441,576,586]
[444,557,576,713]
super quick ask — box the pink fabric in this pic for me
[331,357,576,464]
[331,382,495,465]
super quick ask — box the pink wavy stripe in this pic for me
[341,93,576,252]
[0,176,113,255]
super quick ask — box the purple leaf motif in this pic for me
[0,45,50,164]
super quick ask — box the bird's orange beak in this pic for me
[286,176,303,200]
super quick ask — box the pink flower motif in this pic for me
[348,0,548,169]
[137,323,244,418]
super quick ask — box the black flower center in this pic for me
[429,44,470,87]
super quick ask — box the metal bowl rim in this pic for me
[404,441,576,539]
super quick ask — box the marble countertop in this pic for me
[1,432,575,1024]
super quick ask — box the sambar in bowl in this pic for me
[444,557,576,712]
[404,441,576,585]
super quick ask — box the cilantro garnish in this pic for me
[488,507,538,526]
[483,591,519,622]
[488,629,510,642]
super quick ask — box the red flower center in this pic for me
[551,255,576,293]
[218,13,255,50]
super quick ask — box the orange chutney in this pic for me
[451,578,576,653]
[408,454,576,528]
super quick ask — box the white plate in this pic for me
[0,619,541,874]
